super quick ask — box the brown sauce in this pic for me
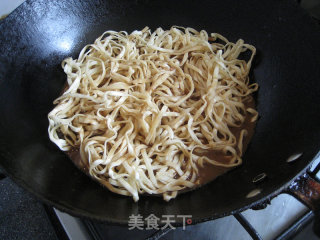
[195,98,256,186]
[67,148,86,172]
[65,98,256,192]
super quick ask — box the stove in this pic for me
[2,158,317,240]
[48,156,320,240]
[1,0,320,239]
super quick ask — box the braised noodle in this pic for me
[48,27,258,201]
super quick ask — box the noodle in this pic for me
[48,26,258,201]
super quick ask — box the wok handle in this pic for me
[287,172,320,237]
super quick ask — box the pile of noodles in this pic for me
[48,27,258,201]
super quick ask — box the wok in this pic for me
[0,0,320,228]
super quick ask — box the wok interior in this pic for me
[0,0,319,223]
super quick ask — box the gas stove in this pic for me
[2,160,318,240]
[48,156,320,240]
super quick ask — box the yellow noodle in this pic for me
[48,26,258,202]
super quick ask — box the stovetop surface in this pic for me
[0,170,57,240]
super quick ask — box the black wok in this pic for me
[0,0,320,227]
